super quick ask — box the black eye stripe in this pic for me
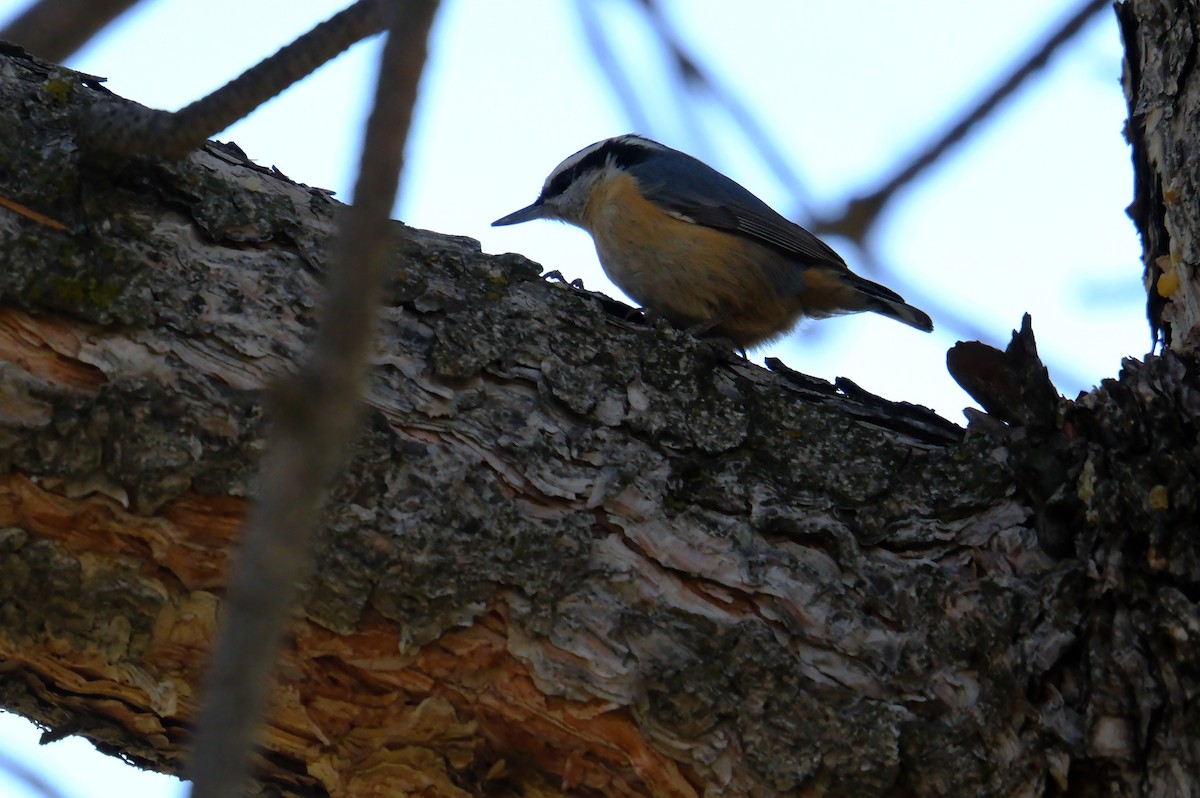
[544,168,576,199]
[543,137,659,199]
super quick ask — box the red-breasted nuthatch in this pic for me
[493,134,933,348]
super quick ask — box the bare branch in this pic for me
[574,1,654,134]
[638,0,815,212]
[0,745,72,798]
[817,0,1112,242]
[183,3,440,797]
[77,0,389,159]
[0,0,143,61]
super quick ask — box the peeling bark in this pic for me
[0,8,1198,795]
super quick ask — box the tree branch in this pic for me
[75,0,389,159]
[1,29,1199,796]
[817,0,1113,242]
[0,0,144,61]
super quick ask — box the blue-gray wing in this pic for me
[628,150,848,269]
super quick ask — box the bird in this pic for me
[492,134,932,349]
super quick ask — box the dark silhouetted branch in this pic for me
[0,0,143,61]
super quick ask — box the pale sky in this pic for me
[0,2,1136,796]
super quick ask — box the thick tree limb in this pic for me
[0,28,1198,798]
[1120,0,1200,351]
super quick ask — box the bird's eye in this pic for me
[544,172,573,199]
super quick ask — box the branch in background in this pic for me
[0,747,71,798]
[638,0,816,212]
[183,3,440,797]
[76,0,388,159]
[574,0,653,135]
[817,0,1111,243]
[0,0,143,61]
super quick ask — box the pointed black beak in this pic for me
[492,199,546,226]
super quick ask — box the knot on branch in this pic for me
[946,313,1060,428]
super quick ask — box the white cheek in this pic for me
[555,188,593,225]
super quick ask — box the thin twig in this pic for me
[574,0,653,135]
[816,0,1112,242]
[638,0,815,211]
[184,3,440,797]
[0,194,66,230]
[77,0,389,159]
[0,0,143,61]
[0,746,72,798]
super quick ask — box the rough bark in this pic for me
[1122,0,1200,352]
[0,3,1197,794]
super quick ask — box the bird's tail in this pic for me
[846,273,934,332]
